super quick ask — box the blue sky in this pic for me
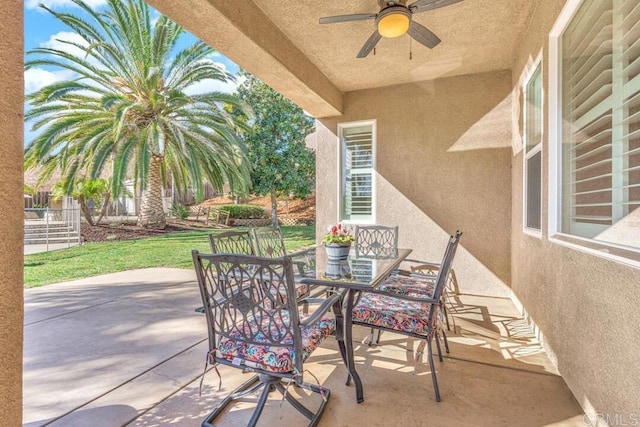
[24,0,242,145]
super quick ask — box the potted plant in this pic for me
[322,223,355,262]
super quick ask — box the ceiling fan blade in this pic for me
[409,0,463,13]
[407,21,441,49]
[319,14,377,24]
[357,31,382,58]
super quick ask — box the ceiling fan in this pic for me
[319,0,463,58]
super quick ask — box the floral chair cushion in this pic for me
[352,292,435,336]
[215,311,335,373]
[376,274,436,299]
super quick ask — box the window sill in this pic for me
[549,234,640,270]
[523,227,542,239]
[341,219,375,225]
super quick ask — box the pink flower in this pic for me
[322,222,355,244]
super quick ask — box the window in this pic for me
[524,64,543,231]
[339,122,375,222]
[551,0,640,252]
[350,258,374,282]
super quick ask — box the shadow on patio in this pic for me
[24,268,584,426]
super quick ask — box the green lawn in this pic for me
[24,226,315,288]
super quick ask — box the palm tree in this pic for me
[52,178,111,226]
[24,0,252,229]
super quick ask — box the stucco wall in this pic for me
[0,0,24,423]
[511,0,640,416]
[317,70,513,296]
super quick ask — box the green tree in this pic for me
[24,0,252,229]
[23,184,37,198]
[234,71,315,228]
[52,178,111,226]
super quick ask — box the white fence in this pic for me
[24,197,81,251]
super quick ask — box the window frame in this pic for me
[337,120,376,225]
[522,58,544,237]
[548,0,640,267]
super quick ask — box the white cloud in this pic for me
[25,0,107,10]
[213,61,228,72]
[26,32,100,95]
[183,78,241,96]
[26,32,109,96]
[40,31,107,70]
[42,31,89,58]
[183,61,244,95]
[24,68,75,93]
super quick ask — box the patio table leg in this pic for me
[344,289,364,403]
[332,296,349,370]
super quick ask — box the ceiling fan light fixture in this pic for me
[376,6,411,38]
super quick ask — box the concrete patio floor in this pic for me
[24,268,585,426]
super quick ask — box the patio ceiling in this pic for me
[252,0,535,92]
[145,0,536,117]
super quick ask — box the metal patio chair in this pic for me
[353,225,455,345]
[378,253,461,336]
[251,227,287,258]
[354,225,400,343]
[361,225,461,338]
[251,227,312,302]
[192,252,345,427]
[351,231,462,402]
[354,225,399,258]
[196,231,257,314]
[208,230,255,255]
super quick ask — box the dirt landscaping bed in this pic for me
[201,194,316,222]
[81,220,214,243]
[80,195,316,243]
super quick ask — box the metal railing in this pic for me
[24,198,81,251]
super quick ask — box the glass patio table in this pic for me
[291,246,412,404]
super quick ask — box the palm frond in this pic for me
[25,0,252,204]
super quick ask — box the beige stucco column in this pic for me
[0,0,24,423]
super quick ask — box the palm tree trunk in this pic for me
[77,196,95,226]
[94,192,111,225]
[138,154,166,229]
[270,188,279,228]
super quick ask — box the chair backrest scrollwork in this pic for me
[192,252,304,371]
[354,225,399,258]
[208,230,255,255]
[252,227,287,258]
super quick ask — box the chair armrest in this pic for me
[404,258,441,266]
[392,269,437,280]
[300,293,342,327]
[394,258,440,276]
[398,259,445,280]
[294,261,315,277]
[367,288,439,305]
[410,272,437,280]
[402,259,443,271]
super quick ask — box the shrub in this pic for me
[169,203,190,219]
[218,204,266,219]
